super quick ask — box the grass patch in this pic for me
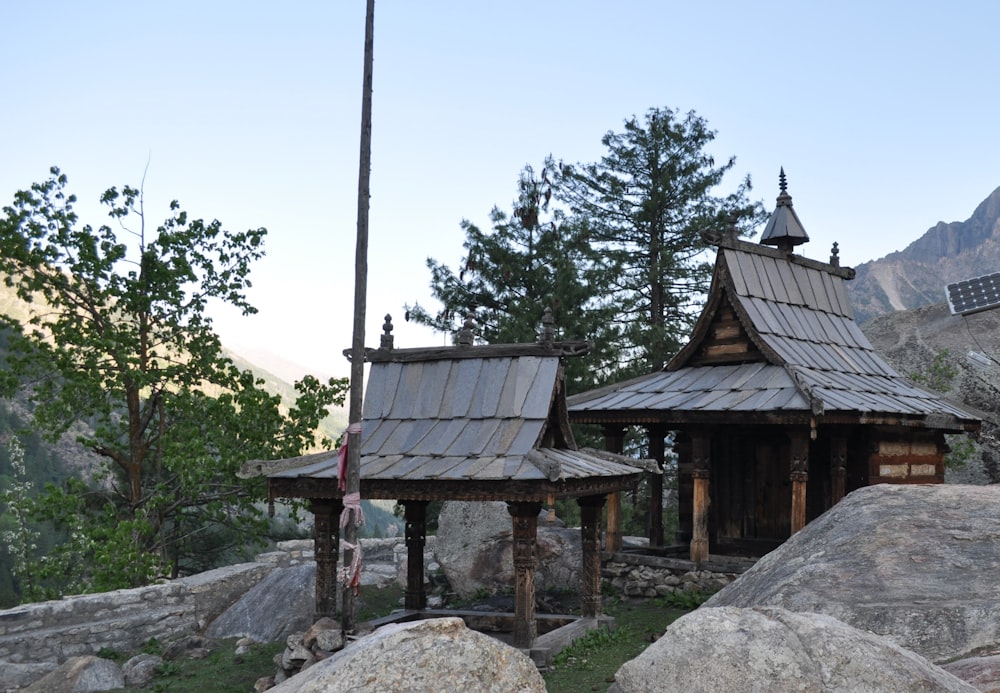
[106,638,283,693]
[101,585,699,692]
[542,597,689,693]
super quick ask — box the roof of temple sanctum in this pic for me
[567,173,981,433]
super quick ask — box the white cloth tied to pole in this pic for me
[337,421,363,491]
[340,491,365,593]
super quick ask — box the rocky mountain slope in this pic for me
[842,184,1000,484]
[848,185,1000,324]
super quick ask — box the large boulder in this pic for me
[22,655,125,693]
[434,501,580,599]
[941,653,1000,693]
[206,562,314,642]
[0,662,58,691]
[705,484,1000,663]
[611,606,978,693]
[268,617,545,692]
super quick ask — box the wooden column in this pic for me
[647,424,666,547]
[690,432,710,565]
[603,424,626,552]
[830,436,847,506]
[578,495,606,618]
[790,432,809,534]
[507,501,542,648]
[403,500,428,610]
[311,497,343,620]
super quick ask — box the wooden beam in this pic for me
[310,498,342,620]
[647,425,666,547]
[578,495,606,618]
[790,432,809,534]
[508,501,542,648]
[603,424,626,552]
[830,435,847,506]
[403,500,429,610]
[690,433,710,564]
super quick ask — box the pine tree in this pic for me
[407,163,619,393]
[555,107,766,377]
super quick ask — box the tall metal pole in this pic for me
[344,0,374,633]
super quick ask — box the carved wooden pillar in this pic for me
[311,497,343,620]
[790,432,809,534]
[507,501,542,648]
[578,494,606,618]
[647,424,666,547]
[830,436,847,506]
[690,432,710,565]
[403,500,428,610]
[603,424,626,552]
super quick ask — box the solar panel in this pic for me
[946,271,1000,315]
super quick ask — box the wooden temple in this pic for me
[247,311,647,652]
[567,171,981,562]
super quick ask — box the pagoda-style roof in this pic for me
[568,179,980,433]
[256,326,647,503]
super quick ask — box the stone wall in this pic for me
[603,561,737,598]
[0,545,308,665]
[0,534,736,669]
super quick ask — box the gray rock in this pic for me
[206,562,314,642]
[122,653,162,688]
[303,616,344,652]
[268,617,545,693]
[23,655,125,693]
[941,652,1000,692]
[435,500,582,599]
[611,606,978,693]
[0,661,58,690]
[161,634,216,661]
[705,484,1000,663]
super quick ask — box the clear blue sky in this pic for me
[4,1,999,379]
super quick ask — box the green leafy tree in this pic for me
[555,107,766,377]
[0,168,348,594]
[407,163,619,393]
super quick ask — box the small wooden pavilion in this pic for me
[567,172,981,562]
[248,312,646,652]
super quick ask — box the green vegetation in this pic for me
[0,169,348,598]
[909,348,976,470]
[410,107,766,389]
[104,638,284,693]
[93,587,696,692]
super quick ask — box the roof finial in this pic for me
[457,312,475,347]
[539,307,555,344]
[760,167,809,251]
[380,314,394,350]
[830,242,840,267]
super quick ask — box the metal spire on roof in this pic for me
[538,307,555,345]
[760,167,809,253]
[457,312,476,346]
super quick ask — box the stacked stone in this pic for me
[258,617,346,691]
[602,562,735,599]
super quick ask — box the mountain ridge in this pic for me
[847,185,1000,323]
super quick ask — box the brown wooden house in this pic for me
[566,173,981,562]
[247,314,647,651]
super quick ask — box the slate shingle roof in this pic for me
[568,230,979,431]
[266,344,645,491]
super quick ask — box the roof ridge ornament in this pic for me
[760,167,809,254]
[457,312,476,347]
[538,307,555,345]
[380,314,394,350]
